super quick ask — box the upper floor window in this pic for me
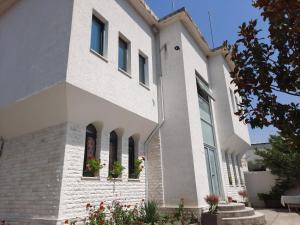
[118,37,129,72]
[83,124,97,177]
[91,15,105,55]
[139,53,148,87]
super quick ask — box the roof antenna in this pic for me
[208,11,215,48]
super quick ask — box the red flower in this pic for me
[204,194,219,206]
[99,219,105,224]
[100,201,104,205]
[86,203,91,209]
[127,205,131,208]
[64,219,69,224]
[100,205,105,210]
[228,196,233,203]
[141,199,145,202]
[238,190,247,198]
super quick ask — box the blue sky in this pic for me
[145,0,277,143]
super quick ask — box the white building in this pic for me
[0,1,250,224]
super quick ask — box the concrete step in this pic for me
[222,212,266,225]
[218,203,245,211]
[219,207,255,218]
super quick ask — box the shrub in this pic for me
[132,157,145,179]
[109,161,125,178]
[140,200,160,225]
[204,194,219,214]
[86,158,105,174]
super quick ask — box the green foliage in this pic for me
[109,161,125,179]
[224,0,300,151]
[140,200,160,225]
[87,158,104,174]
[247,160,266,172]
[132,158,144,179]
[256,135,300,200]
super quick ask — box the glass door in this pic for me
[205,145,220,195]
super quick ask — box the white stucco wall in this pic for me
[208,55,250,153]
[66,0,158,123]
[158,21,200,208]
[0,0,73,107]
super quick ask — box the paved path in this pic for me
[256,209,300,225]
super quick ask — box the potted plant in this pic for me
[201,194,221,225]
[238,190,249,206]
[227,196,233,203]
[132,157,145,179]
[84,157,105,177]
[109,161,125,179]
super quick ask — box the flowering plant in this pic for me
[85,157,105,177]
[238,190,248,202]
[227,196,233,203]
[204,194,219,214]
[109,161,125,179]
[132,157,145,179]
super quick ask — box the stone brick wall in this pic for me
[147,131,164,204]
[58,122,146,221]
[0,123,67,225]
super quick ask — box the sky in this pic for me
[145,0,277,144]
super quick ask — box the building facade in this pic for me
[0,0,250,224]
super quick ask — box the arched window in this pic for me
[109,131,118,173]
[83,124,97,177]
[128,137,135,178]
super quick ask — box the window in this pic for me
[83,124,97,177]
[91,15,105,55]
[235,95,240,111]
[109,131,118,173]
[197,81,215,147]
[118,38,128,72]
[225,153,233,185]
[139,54,148,86]
[128,137,136,178]
[231,154,239,186]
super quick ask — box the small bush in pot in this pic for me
[238,190,249,206]
[109,161,125,179]
[201,194,221,225]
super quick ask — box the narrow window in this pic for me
[231,154,239,186]
[225,152,233,185]
[128,137,135,178]
[83,124,97,177]
[118,38,128,71]
[109,131,118,173]
[139,54,148,86]
[90,15,105,55]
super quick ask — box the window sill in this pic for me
[128,178,140,182]
[107,177,122,182]
[139,82,150,90]
[81,176,100,181]
[90,49,108,63]
[118,68,131,78]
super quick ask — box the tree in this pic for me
[256,135,300,200]
[224,0,300,150]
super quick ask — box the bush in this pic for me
[109,161,125,179]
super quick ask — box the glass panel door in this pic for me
[205,146,220,195]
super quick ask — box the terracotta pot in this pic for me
[201,212,221,225]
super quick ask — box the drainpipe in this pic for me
[144,32,166,202]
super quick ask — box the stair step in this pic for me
[218,203,245,211]
[219,207,255,218]
[222,212,266,225]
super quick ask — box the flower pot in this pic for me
[201,213,221,225]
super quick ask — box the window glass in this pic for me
[91,15,105,55]
[139,54,146,85]
[198,97,212,124]
[201,120,215,147]
[128,137,135,178]
[118,38,128,71]
[109,131,118,173]
[83,124,97,177]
